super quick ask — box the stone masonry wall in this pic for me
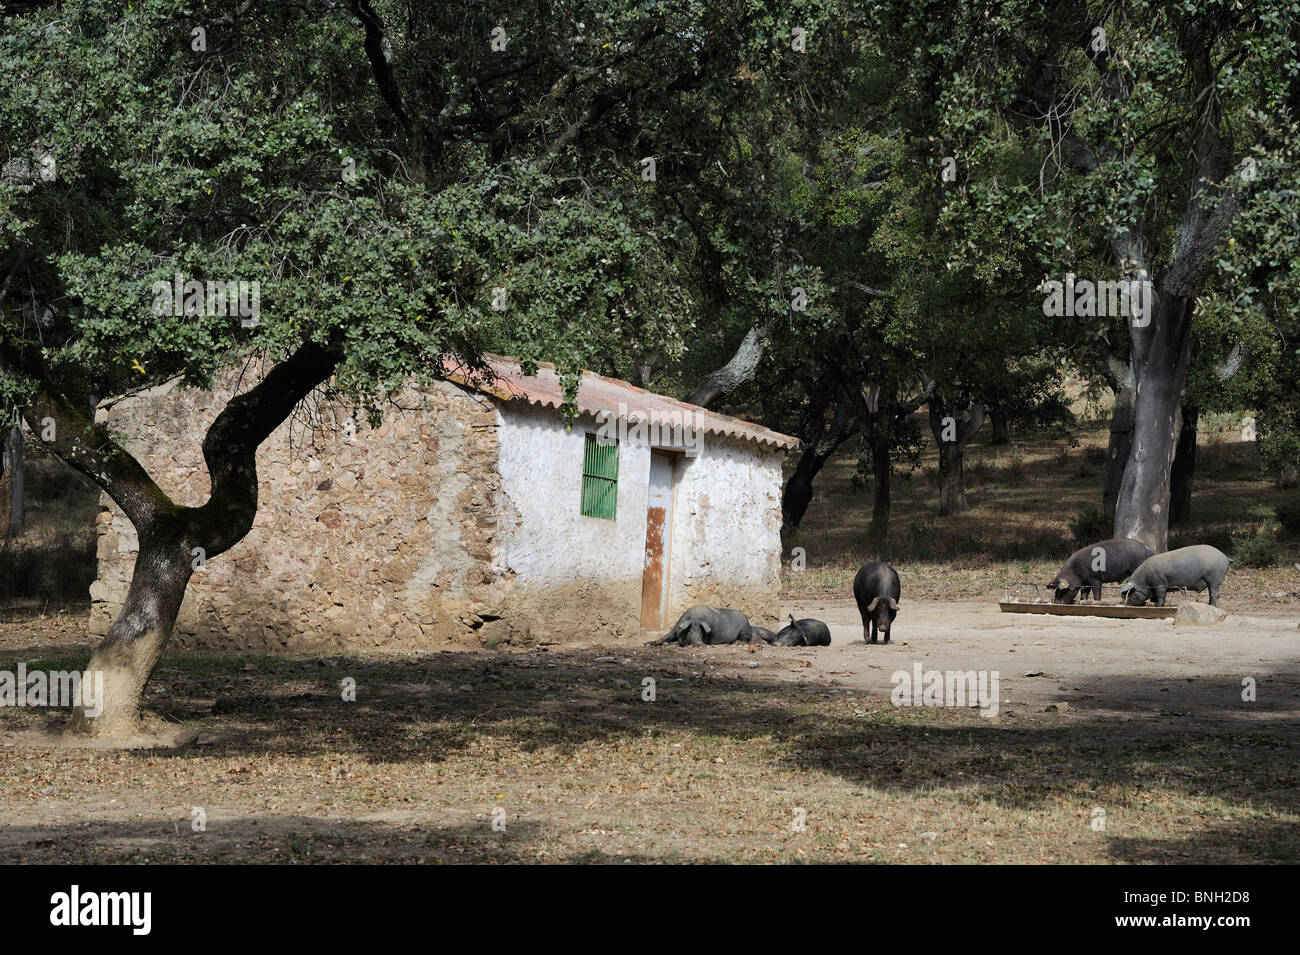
[91,370,511,652]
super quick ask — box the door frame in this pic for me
[640,449,677,629]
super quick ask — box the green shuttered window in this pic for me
[581,433,619,520]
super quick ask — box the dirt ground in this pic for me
[770,597,1300,722]
[1,595,1297,864]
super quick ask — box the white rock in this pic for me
[1174,603,1228,626]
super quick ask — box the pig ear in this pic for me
[866,597,881,612]
[887,597,898,611]
[1056,579,1069,590]
[701,620,712,634]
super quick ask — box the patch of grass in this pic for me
[1083,446,1109,466]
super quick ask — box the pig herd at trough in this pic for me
[648,541,1233,649]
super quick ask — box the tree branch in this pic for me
[0,314,176,529]
[188,341,341,557]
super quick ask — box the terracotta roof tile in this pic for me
[444,354,800,451]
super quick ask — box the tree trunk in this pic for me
[685,321,770,409]
[1169,403,1198,525]
[989,407,1009,445]
[866,430,891,542]
[0,427,7,536]
[781,398,857,535]
[781,442,833,535]
[1,338,342,737]
[929,396,985,517]
[1102,379,1135,521]
[70,526,193,736]
[1,425,24,538]
[1114,296,1194,552]
[937,441,968,515]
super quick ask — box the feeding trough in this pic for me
[998,581,1189,619]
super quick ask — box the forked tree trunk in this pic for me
[1169,403,1198,525]
[1114,296,1194,552]
[2,339,341,737]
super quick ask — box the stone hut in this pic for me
[90,356,798,651]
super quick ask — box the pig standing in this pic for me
[853,561,900,643]
[1050,538,1153,603]
[646,606,752,646]
[1119,545,1232,607]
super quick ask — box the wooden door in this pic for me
[640,451,675,629]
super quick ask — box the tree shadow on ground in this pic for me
[5,644,1299,862]
[0,814,661,864]
[57,647,1287,820]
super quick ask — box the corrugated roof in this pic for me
[444,354,800,451]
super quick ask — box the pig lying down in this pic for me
[648,610,830,648]
[647,606,752,646]
[1119,545,1232,607]
[1050,537,1153,603]
[773,616,832,646]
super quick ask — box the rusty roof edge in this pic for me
[441,353,800,451]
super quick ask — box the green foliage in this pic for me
[1,0,834,418]
[1231,524,1280,568]
[1275,495,1300,537]
[1068,503,1111,546]
[865,0,1300,441]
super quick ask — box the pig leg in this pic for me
[647,625,681,646]
[1091,583,1102,601]
[869,620,878,644]
[1208,580,1220,606]
[1152,586,1168,607]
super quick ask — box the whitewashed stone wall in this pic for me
[665,439,783,627]
[494,403,783,635]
